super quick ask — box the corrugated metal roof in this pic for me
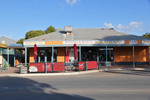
[24,28,150,41]
[7,44,24,49]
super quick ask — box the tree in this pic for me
[16,38,24,44]
[16,38,25,55]
[25,30,46,39]
[143,32,150,38]
[45,25,56,34]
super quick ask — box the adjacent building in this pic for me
[0,36,16,67]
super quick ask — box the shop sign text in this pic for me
[24,41,45,46]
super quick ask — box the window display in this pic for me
[82,47,114,62]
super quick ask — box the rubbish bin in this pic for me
[20,64,27,74]
[20,67,27,74]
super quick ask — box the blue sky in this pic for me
[0,0,150,40]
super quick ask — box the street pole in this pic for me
[133,46,135,68]
[106,46,107,68]
[25,47,27,66]
[14,49,16,67]
[79,46,82,62]
[7,48,9,70]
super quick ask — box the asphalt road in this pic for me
[0,70,150,100]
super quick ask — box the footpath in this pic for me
[0,66,150,77]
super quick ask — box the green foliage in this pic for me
[16,39,25,55]
[25,30,46,39]
[16,38,25,44]
[16,25,55,57]
[24,25,55,39]
[45,25,56,34]
[16,38,24,55]
[143,32,150,38]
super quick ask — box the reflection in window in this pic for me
[82,47,97,61]
[99,48,114,62]
[37,48,53,63]
[39,50,45,63]
[53,48,57,62]
[81,47,114,62]
[47,49,52,62]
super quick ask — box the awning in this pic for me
[7,44,24,49]
[0,43,8,48]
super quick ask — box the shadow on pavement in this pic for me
[0,76,93,100]
[104,69,150,76]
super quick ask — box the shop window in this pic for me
[53,48,57,62]
[47,49,52,62]
[69,48,75,62]
[81,47,114,62]
[99,48,114,62]
[82,47,97,61]
[37,48,53,63]
[39,50,45,63]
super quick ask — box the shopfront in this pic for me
[24,41,149,67]
[23,26,150,68]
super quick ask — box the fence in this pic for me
[19,61,101,74]
[86,61,98,70]
[53,62,65,72]
[20,61,150,74]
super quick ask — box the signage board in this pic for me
[94,40,125,44]
[29,63,45,72]
[24,40,150,46]
[78,62,85,70]
[129,40,138,44]
[63,40,125,44]
[142,40,150,44]
[24,41,45,46]
[63,41,95,44]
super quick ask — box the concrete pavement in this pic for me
[1,66,150,77]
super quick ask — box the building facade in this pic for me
[0,36,16,67]
[23,26,150,67]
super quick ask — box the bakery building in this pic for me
[23,26,150,69]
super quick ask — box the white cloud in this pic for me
[65,0,79,6]
[116,24,125,30]
[129,22,143,28]
[116,24,129,31]
[104,23,114,28]
[116,21,143,32]
[104,21,146,35]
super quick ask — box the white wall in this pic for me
[0,55,2,65]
